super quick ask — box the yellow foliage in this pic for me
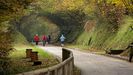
[56,0,84,11]
[83,0,96,14]
[111,0,123,5]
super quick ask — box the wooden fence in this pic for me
[17,48,74,75]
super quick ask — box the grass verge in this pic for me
[8,44,59,75]
[66,44,105,55]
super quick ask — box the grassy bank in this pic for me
[75,16,133,52]
[8,44,59,75]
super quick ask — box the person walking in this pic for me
[47,35,51,44]
[34,34,40,45]
[60,34,66,46]
[129,43,133,62]
[42,35,47,46]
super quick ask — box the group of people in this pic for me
[34,34,51,46]
[33,34,66,46]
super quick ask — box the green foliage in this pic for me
[0,0,35,22]
[0,0,35,57]
[13,31,29,45]
[29,0,88,42]
[0,58,11,75]
[104,16,133,49]
[35,0,56,13]
[0,21,13,58]
[76,16,133,51]
[46,10,85,42]
[14,13,60,42]
[8,45,58,75]
[0,0,132,57]
[0,21,13,75]
[55,0,84,11]
[95,0,125,30]
[121,0,133,15]
[0,0,35,74]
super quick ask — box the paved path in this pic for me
[39,46,133,75]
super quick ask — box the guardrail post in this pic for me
[58,68,63,75]
[54,69,57,75]
[68,62,71,75]
[64,65,67,75]
[71,59,74,75]
[47,71,50,75]
[62,48,70,61]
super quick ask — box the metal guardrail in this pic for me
[17,48,74,75]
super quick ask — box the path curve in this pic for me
[39,46,133,75]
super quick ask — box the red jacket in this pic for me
[34,35,39,41]
[42,35,47,41]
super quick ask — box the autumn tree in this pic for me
[121,0,133,15]
[0,0,35,74]
[95,0,125,30]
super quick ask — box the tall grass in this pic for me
[75,16,133,51]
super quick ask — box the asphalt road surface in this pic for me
[39,46,133,75]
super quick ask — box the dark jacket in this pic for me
[129,45,133,55]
